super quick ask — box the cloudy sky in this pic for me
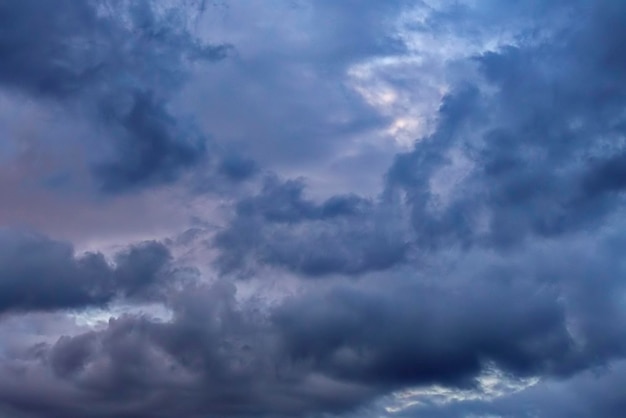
[1,0,626,417]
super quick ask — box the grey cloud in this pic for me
[217,154,259,182]
[0,229,173,313]
[384,0,626,250]
[234,177,372,223]
[94,91,207,192]
[213,0,626,275]
[0,0,228,192]
[0,282,378,418]
[4,0,626,417]
[274,231,626,393]
[4,226,626,418]
[214,177,408,277]
[180,0,408,181]
[192,1,626,415]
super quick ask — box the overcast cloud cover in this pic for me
[1,0,626,417]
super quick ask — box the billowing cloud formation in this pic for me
[2,1,626,418]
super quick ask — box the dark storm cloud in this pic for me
[0,229,173,313]
[0,0,228,192]
[214,177,408,277]
[272,232,626,393]
[212,0,626,270]
[209,0,626,277]
[385,0,626,250]
[4,0,626,418]
[94,91,206,192]
[274,281,568,388]
[3,228,626,418]
[192,0,626,416]
[0,282,379,418]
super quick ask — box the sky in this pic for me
[1,0,626,417]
